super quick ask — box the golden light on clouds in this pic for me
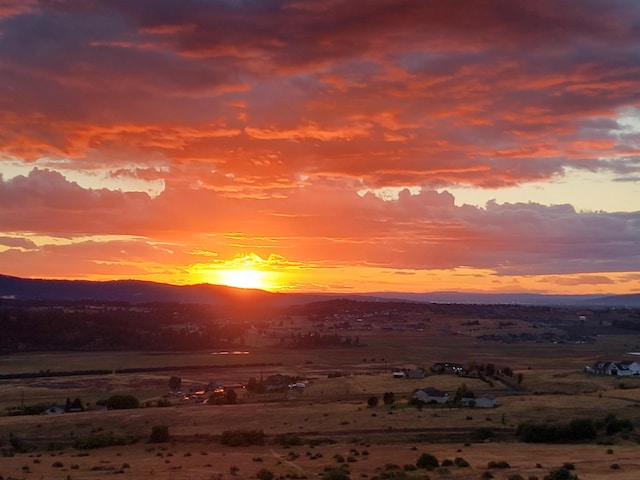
[191,253,285,291]
[1,1,640,295]
[214,268,270,290]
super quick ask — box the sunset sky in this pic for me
[1,0,639,295]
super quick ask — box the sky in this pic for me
[0,0,639,295]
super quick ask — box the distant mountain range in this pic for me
[1,274,639,307]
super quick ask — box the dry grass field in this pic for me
[2,313,640,479]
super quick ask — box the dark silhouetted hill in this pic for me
[0,274,281,305]
[0,274,637,307]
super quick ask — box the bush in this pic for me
[104,395,140,410]
[475,427,495,441]
[542,467,579,480]
[605,415,634,435]
[454,457,470,467]
[220,429,264,447]
[74,431,133,450]
[383,392,396,405]
[517,418,596,443]
[168,376,182,391]
[149,425,170,443]
[416,453,439,469]
[275,434,304,446]
[487,461,510,469]
[257,468,275,480]
[322,467,351,480]
[367,396,379,408]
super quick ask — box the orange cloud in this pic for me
[1,1,639,294]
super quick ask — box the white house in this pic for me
[413,387,449,404]
[461,394,497,408]
[615,360,640,377]
[590,360,640,376]
[42,406,65,415]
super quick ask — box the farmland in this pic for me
[2,299,640,479]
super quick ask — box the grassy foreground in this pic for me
[2,313,640,479]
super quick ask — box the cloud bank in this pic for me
[0,0,639,293]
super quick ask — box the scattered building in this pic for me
[587,360,640,376]
[431,362,465,374]
[264,374,291,391]
[42,406,65,415]
[413,387,449,404]
[407,368,426,379]
[461,394,497,408]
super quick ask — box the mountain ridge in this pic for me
[1,274,638,307]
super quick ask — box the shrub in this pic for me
[149,425,170,443]
[508,475,525,480]
[256,469,275,480]
[367,396,379,408]
[487,461,510,469]
[517,418,596,443]
[168,376,182,391]
[322,467,351,480]
[275,434,304,446]
[383,392,396,405]
[542,467,579,480]
[605,416,634,435]
[74,431,133,449]
[104,394,140,410]
[454,457,470,467]
[416,453,439,469]
[220,429,264,447]
[475,427,495,441]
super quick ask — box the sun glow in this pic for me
[216,268,269,290]
[191,253,287,291]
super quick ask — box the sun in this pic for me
[216,268,269,290]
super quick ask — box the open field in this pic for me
[3,310,640,479]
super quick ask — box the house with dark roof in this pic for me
[263,374,291,391]
[588,360,640,376]
[461,394,497,408]
[413,387,449,404]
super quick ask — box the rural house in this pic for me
[407,368,426,379]
[413,387,449,404]
[264,374,291,391]
[461,394,497,408]
[431,362,464,374]
[588,360,640,376]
